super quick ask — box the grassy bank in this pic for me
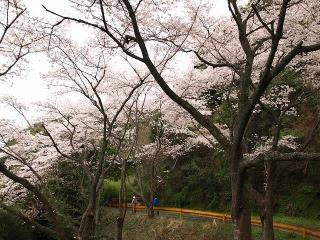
[99,209,311,240]
[273,215,320,229]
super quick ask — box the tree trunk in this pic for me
[94,191,101,238]
[55,225,67,240]
[262,213,274,240]
[117,157,128,240]
[81,213,95,240]
[230,149,252,240]
[116,217,124,240]
[81,210,95,240]
[148,203,155,217]
[231,183,252,240]
[149,159,155,217]
[79,197,97,240]
[262,162,275,240]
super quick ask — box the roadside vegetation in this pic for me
[99,211,309,240]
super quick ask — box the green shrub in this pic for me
[0,210,33,240]
[46,160,88,218]
[173,192,188,208]
[101,180,120,204]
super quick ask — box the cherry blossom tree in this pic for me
[243,71,320,239]
[0,0,27,79]
[0,0,44,81]
[0,32,151,239]
[42,36,151,239]
[0,119,69,239]
[38,0,320,239]
[128,96,216,218]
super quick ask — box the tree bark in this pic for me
[117,156,128,240]
[116,217,124,240]
[232,183,252,240]
[230,149,252,240]
[79,196,97,240]
[82,212,95,240]
[81,214,95,240]
[262,162,275,240]
[149,159,155,217]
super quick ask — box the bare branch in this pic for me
[251,4,274,36]
[43,5,144,62]
[42,124,77,162]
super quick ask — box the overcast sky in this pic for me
[0,0,246,125]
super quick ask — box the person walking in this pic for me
[132,195,138,213]
[153,196,160,215]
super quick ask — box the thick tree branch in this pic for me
[251,4,274,36]
[121,0,230,150]
[191,50,240,71]
[241,152,320,171]
[271,42,320,79]
[0,148,42,183]
[0,162,64,237]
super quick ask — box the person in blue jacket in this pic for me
[153,196,159,215]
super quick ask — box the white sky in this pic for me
[0,0,246,126]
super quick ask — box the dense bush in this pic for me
[46,159,89,218]
[160,145,231,212]
[0,210,33,240]
[101,180,120,204]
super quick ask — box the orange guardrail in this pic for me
[107,204,320,239]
